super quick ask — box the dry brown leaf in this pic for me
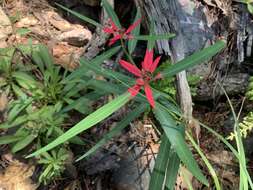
[0,93,8,112]
[0,154,37,190]
[206,150,234,165]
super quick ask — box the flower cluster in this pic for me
[119,50,161,108]
[103,18,141,45]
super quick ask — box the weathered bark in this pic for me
[83,0,114,60]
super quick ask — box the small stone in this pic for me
[57,26,92,46]
[15,16,38,28]
[45,11,73,31]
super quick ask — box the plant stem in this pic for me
[120,39,135,65]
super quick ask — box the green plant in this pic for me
[24,1,226,188]
[227,112,253,141]
[155,60,202,97]
[0,100,68,152]
[38,147,69,184]
[0,46,39,97]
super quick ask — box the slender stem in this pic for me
[120,38,135,65]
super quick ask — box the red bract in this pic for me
[119,49,162,108]
[103,18,141,46]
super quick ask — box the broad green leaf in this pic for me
[55,3,102,27]
[76,103,148,161]
[133,34,175,41]
[165,150,180,190]
[26,93,131,158]
[102,0,122,28]
[161,40,225,78]
[153,104,208,186]
[0,135,23,145]
[12,135,36,153]
[149,134,171,190]
[53,127,85,145]
[128,7,141,54]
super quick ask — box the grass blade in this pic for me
[55,3,102,27]
[65,46,121,81]
[133,34,175,41]
[186,132,221,190]
[128,7,141,54]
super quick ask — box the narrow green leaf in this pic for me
[102,0,122,28]
[186,132,221,190]
[88,79,126,94]
[161,40,226,78]
[128,7,141,54]
[26,93,131,158]
[76,103,148,161]
[165,150,180,190]
[37,45,54,74]
[80,58,133,83]
[153,105,209,186]
[0,135,23,145]
[65,46,121,81]
[12,135,36,153]
[149,134,171,190]
[55,3,102,27]
[63,96,91,114]
[133,34,175,41]
[147,20,155,50]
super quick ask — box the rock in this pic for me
[0,7,12,41]
[52,42,83,69]
[45,11,73,32]
[112,146,156,190]
[78,150,120,175]
[0,40,8,48]
[56,26,92,46]
[83,0,100,6]
[15,16,39,28]
[0,7,11,47]
[195,73,250,101]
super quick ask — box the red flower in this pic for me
[119,49,162,108]
[103,18,141,46]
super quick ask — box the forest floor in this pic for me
[0,0,252,190]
